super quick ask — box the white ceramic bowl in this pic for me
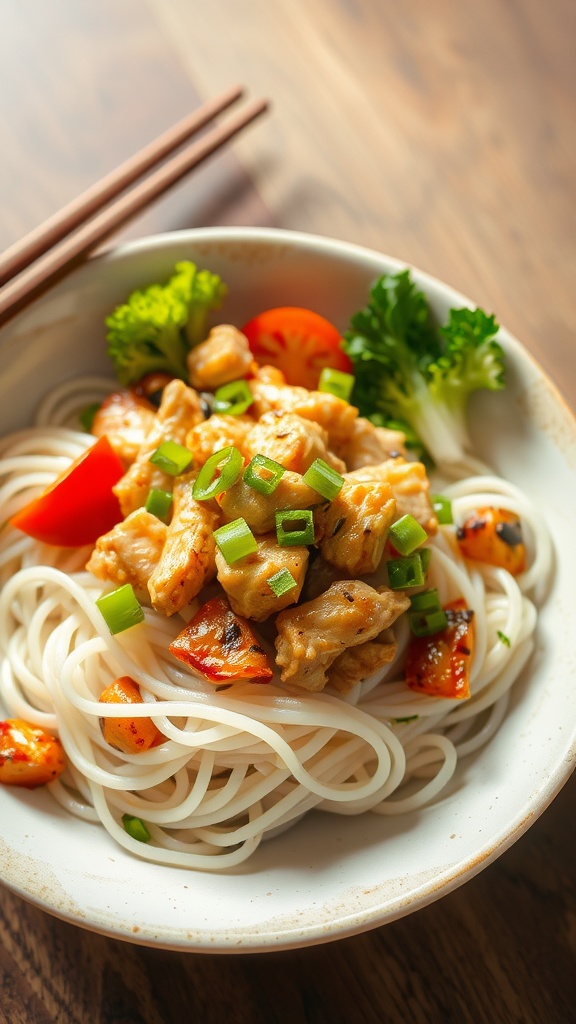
[1,226,575,952]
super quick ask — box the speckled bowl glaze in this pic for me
[1,227,575,952]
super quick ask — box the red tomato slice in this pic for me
[9,435,125,547]
[241,306,352,390]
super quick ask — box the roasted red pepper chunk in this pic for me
[456,506,526,576]
[0,719,66,789]
[169,596,274,683]
[405,599,475,700]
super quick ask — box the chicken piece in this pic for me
[328,628,397,694]
[217,471,320,535]
[187,325,254,391]
[91,388,156,465]
[249,380,358,453]
[275,580,409,692]
[147,471,218,616]
[113,379,203,516]
[347,458,437,534]
[299,555,352,603]
[314,478,396,575]
[215,534,309,621]
[86,508,167,602]
[185,413,254,468]
[245,412,345,476]
[252,364,287,385]
[336,417,406,470]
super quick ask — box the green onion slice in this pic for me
[432,494,453,525]
[318,367,355,402]
[145,487,173,521]
[387,554,426,590]
[275,509,315,547]
[122,814,151,843]
[267,568,298,597]
[213,379,254,416]
[497,630,511,647]
[149,440,193,476]
[214,517,258,564]
[389,514,428,555]
[409,607,449,637]
[302,458,344,501]
[192,446,243,501]
[410,588,442,613]
[96,584,145,635]
[243,454,286,495]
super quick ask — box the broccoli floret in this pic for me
[105,261,226,386]
[342,270,505,465]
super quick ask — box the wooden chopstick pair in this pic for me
[0,85,268,329]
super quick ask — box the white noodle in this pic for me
[0,379,552,870]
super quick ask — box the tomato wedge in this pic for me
[242,306,352,390]
[9,435,125,547]
[169,597,273,683]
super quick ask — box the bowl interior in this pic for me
[1,227,575,951]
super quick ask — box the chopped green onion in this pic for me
[79,402,101,432]
[149,440,193,476]
[243,454,286,496]
[302,458,344,500]
[389,514,428,555]
[192,446,243,501]
[318,367,355,402]
[432,494,453,525]
[419,547,432,575]
[497,630,511,647]
[213,379,254,416]
[213,517,258,564]
[122,814,151,843]
[275,509,315,547]
[410,588,442,613]
[267,568,298,597]
[394,716,418,724]
[409,607,449,637]
[145,487,173,521]
[96,584,145,635]
[387,554,426,590]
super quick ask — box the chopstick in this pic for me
[0,89,269,329]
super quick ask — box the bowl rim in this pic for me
[1,224,576,952]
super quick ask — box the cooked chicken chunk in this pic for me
[217,470,320,535]
[347,458,437,533]
[275,580,409,691]
[314,478,396,575]
[186,413,254,468]
[328,627,397,694]
[86,508,167,603]
[245,412,345,475]
[147,471,218,616]
[216,534,309,621]
[113,379,203,516]
[336,417,406,470]
[299,555,352,603]
[91,389,156,465]
[187,325,254,391]
[249,381,358,453]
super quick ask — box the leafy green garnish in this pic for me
[105,261,226,386]
[342,270,505,464]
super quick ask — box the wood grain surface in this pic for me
[1,1,575,1022]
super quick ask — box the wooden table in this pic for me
[1,1,575,1021]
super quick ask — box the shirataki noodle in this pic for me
[0,378,551,870]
